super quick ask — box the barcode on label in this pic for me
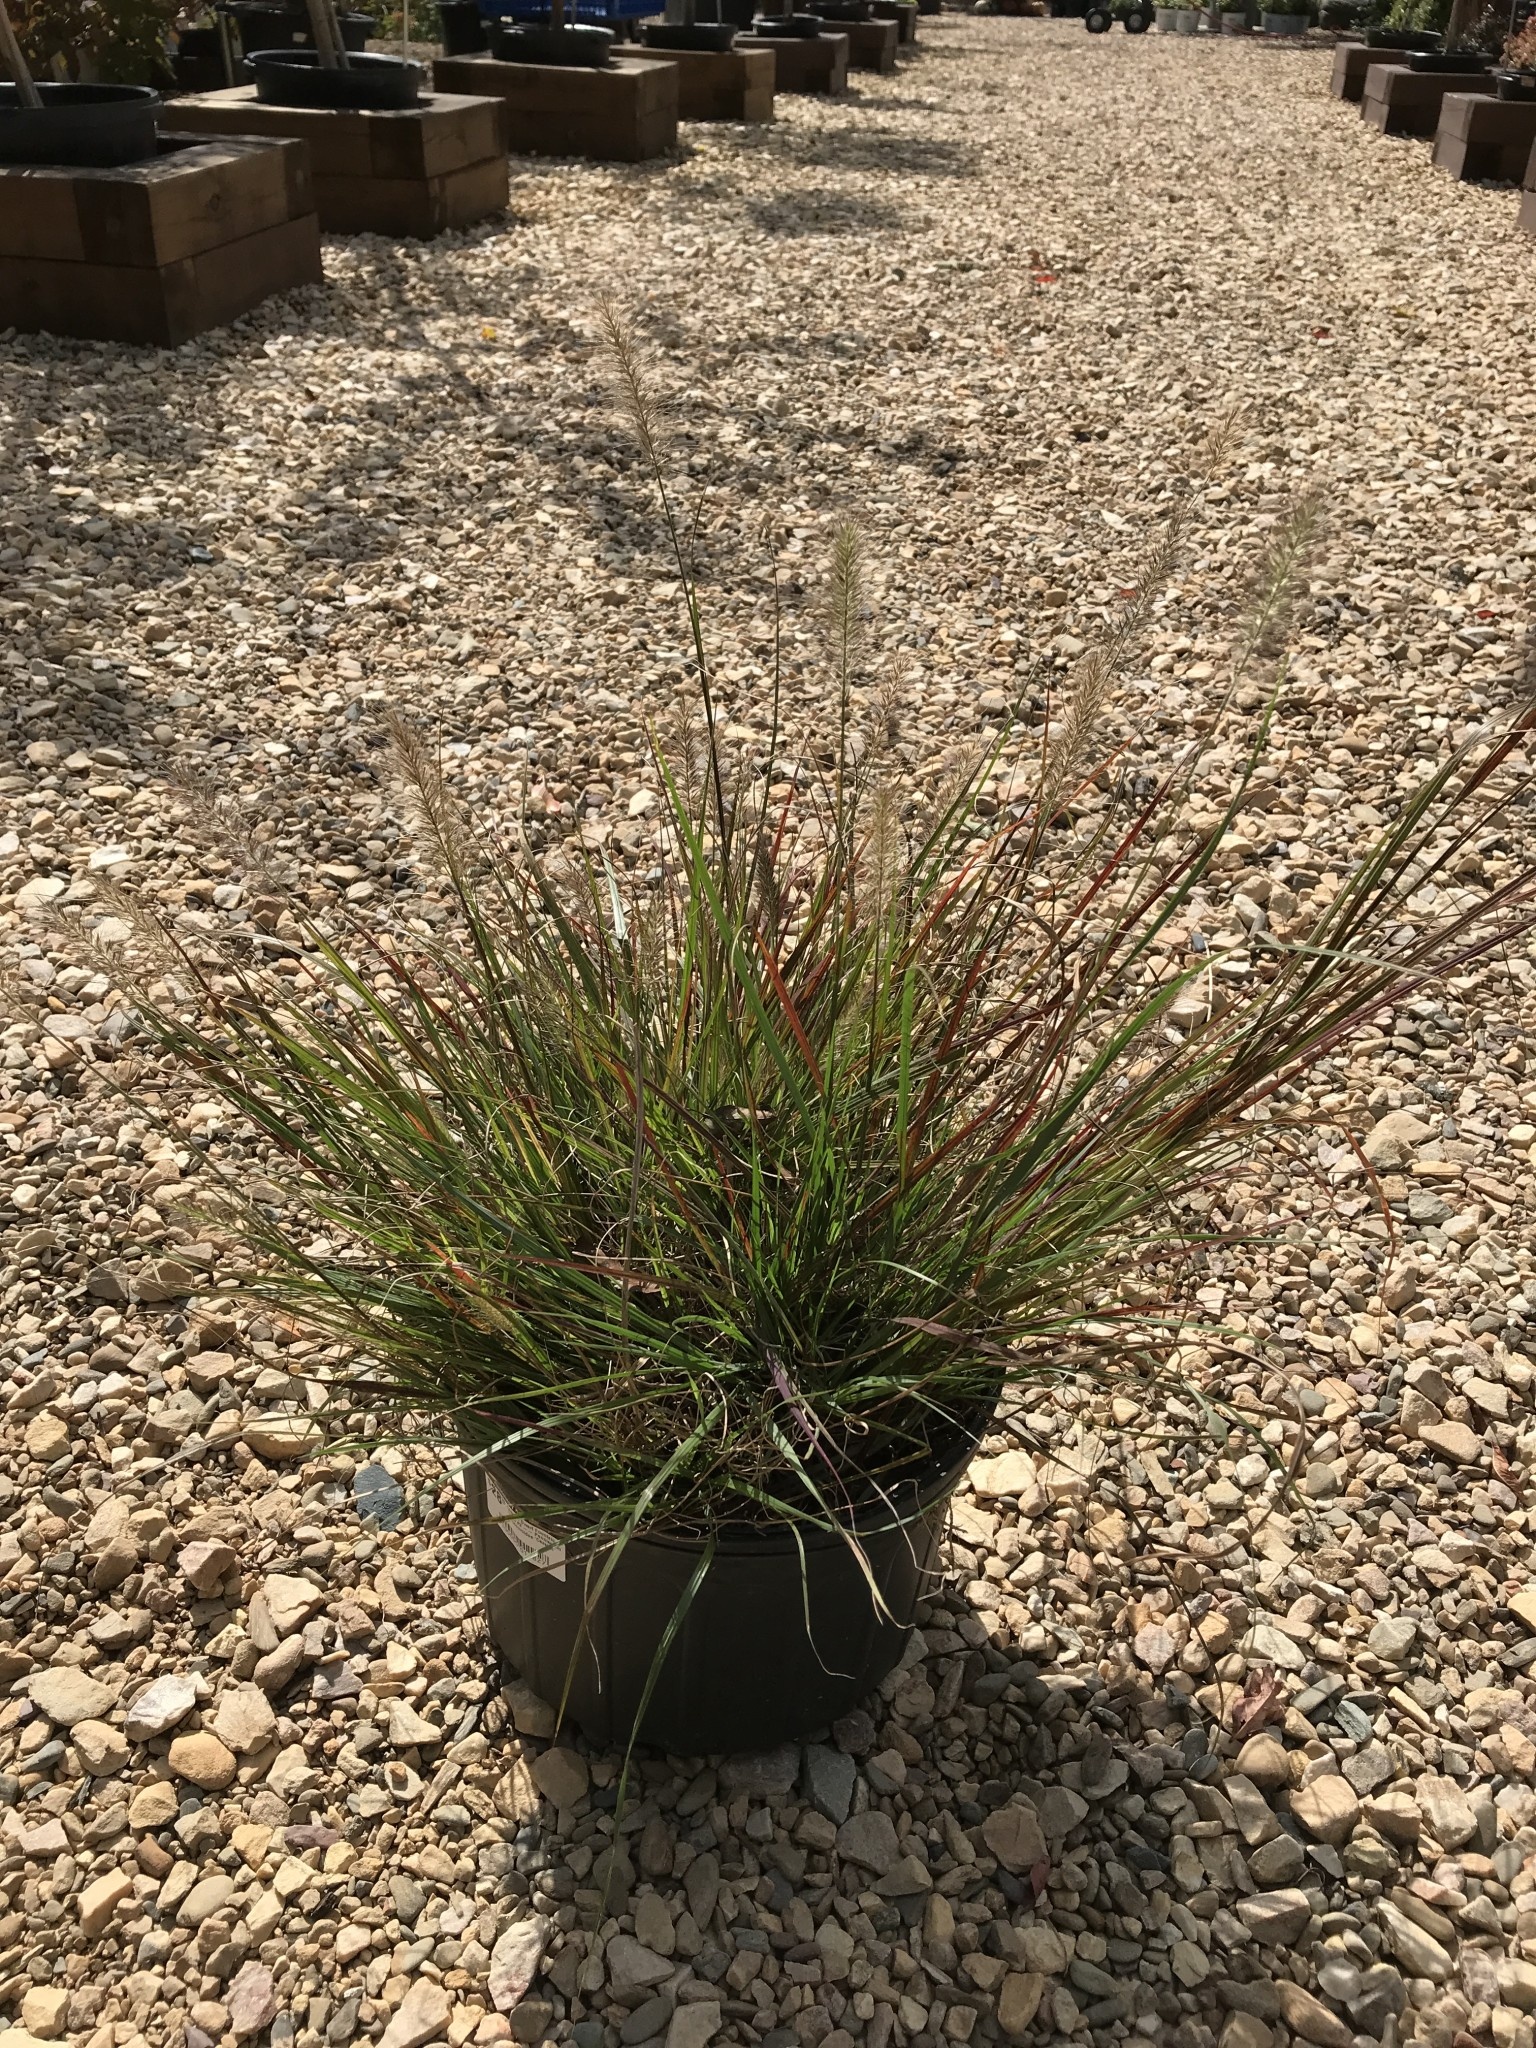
[484,1473,567,1581]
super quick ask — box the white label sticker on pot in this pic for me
[484,1473,566,1582]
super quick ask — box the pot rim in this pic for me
[461,1394,995,1553]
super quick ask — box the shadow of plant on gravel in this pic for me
[745,183,915,236]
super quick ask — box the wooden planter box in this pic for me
[431,50,678,159]
[0,134,321,346]
[846,17,899,69]
[1431,89,1536,180]
[1330,41,1404,100]
[1515,129,1536,232]
[630,42,774,119]
[1361,62,1494,137]
[735,29,849,92]
[156,89,508,237]
[872,0,918,41]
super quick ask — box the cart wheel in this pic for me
[1122,4,1152,26]
[1085,7,1113,27]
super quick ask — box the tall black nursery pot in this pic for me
[464,1420,983,1754]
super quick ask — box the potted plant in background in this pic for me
[244,0,421,103]
[1495,12,1536,93]
[1365,0,1443,43]
[1261,0,1309,30]
[94,317,1536,1759]
[1154,1,1181,25]
[1219,5,1247,30]
[640,0,738,54]
[488,0,615,66]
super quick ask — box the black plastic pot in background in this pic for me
[250,47,424,104]
[440,0,490,50]
[464,1422,985,1754]
[640,20,739,45]
[751,12,827,33]
[228,3,376,53]
[817,0,874,19]
[1495,65,1536,96]
[172,25,233,90]
[490,21,615,62]
[0,82,160,166]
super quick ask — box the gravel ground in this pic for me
[6,19,1536,2048]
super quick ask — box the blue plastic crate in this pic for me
[478,0,657,18]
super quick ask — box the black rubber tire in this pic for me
[1123,5,1152,27]
[640,20,739,45]
[0,82,159,166]
[249,48,423,105]
[489,21,615,62]
[1084,7,1112,27]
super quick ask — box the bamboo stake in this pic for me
[304,0,349,68]
[0,5,44,112]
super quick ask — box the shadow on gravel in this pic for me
[768,125,977,177]
[744,183,913,235]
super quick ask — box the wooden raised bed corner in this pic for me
[1432,90,1536,181]
[1331,42,1406,101]
[431,50,679,160]
[0,134,322,345]
[735,28,849,93]
[872,0,918,40]
[845,16,899,70]
[156,89,508,238]
[1361,61,1495,137]
[628,43,774,121]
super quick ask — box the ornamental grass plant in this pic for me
[93,321,1536,1576]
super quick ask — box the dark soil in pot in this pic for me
[490,22,614,63]
[250,48,423,106]
[640,21,739,47]
[439,0,490,51]
[0,82,159,167]
[463,1404,993,1754]
[1496,65,1536,96]
[229,2,375,51]
[751,12,827,33]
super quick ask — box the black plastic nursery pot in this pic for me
[1496,65,1536,96]
[0,82,160,166]
[172,24,233,90]
[816,0,874,19]
[229,2,376,49]
[490,21,615,62]
[640,20,740,46]
[440,0,491,49]
[250,47,424,104]
[1406,47,1486,68]
[751,12,826,33]
[464,1419,984,1754]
